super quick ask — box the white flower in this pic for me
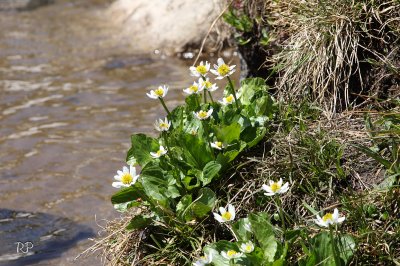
[240,241,255,253]
[213,204,235,223]
[112,165,139,188]
[210,58,236,79]
[147,85,168,99]
[221,250,242,260]
[261,178,289,196]
[190,61,210,77]
[243,221,252,232]
[210,141,224,150]
[150,146,167,158]
[194,108,213,120]
[314,208,346,228]
[219,94,235,106]
[199,78,218,92]
[154,117,171,132]
[183,81,204,95]
[193,251,213,266]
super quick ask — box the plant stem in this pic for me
[227,76,240,110]
[275,197,287,235]
[227,224,238,241]
[159,98,171,116]
[195,95,201,108]
[202,121,215,159]
[329,226,341,266]
[203,90,207,103]
[207,90,215,103]
[162,132,169,151]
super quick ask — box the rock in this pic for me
[107,0,224,54]
[0,0,54,11]
[0,209,94,266]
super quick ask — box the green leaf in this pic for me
[185,94,200,112]
[248,212,277,262]
[352,143,392,169]
[201,161,222,185]
[241,126,266,148]
[111,185,146,204]
[338,234,356,264]
[307,232,356,266]
[239,78,268,105]
[376,173,399,189]
[113,201,140,212]
[232,218,252,242]
[127,134,160,167]
[191,188,216,218]
[179,134,213,169]
[181,168,201,190]
[126,215,153,230]
[204,241,238,266]
[214,122,241,144]
[176,195,193,222]
[140,163,170,206]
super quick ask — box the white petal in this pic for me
[210,69,219,76]
[219,207,226,214]
[114,175,121,181]
[333,208,339,220]
[215,76,224,80]
[150,152,158,157]
[228,204,235,216]
[264,192,275,196]
[279,183,289,193]
[213,213,224,223]
[130,165,136,175]
[315,219,328,227]
[112,182,123,188]
[262,184,273,193]
[122,166,129,173]
[217,58,224,66]
[278,178,283,186]
[337,216,345,223]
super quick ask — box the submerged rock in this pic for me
[0,0,54,11]
[0,209,94,266]
[107,0,224,54]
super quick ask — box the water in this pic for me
[0,0,209,264]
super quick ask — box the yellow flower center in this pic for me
[156,150,163,156]
[227,250,237,257]
[226,95,234,103]
[121,173,133,184]
[322,213,333,222]
[270,182,281,192]
[154,88,164,97]
[222,211,232,221]
[160,122,168,129]
[245,245,252,252]
[216,141,222,148]
[203,80,212,89]
[217,64,230,76]
[198,111,208,119]
[189,85,198,93]
[191,130,197,135]
[196,65,207,75]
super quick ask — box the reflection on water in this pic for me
[0,0,236,265]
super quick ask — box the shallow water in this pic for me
[0,0,233,265]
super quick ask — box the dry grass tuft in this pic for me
[237,0,400,114]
